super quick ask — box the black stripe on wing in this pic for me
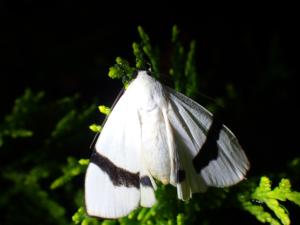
[90,151,153,189]
[193,116,223,173]
[90,151,140,188]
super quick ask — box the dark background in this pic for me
[1,2,299,224]
[2,4,299,163]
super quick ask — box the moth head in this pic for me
[132,65,152,79]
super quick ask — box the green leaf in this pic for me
[10,129,33,138]
[51,104,97,139]
[79,159,89,165]
[0,89,42,146]
[240,176,300,225]
[3,166,67,225]
[137,26,159,74]
[132,42,146,69]
[89,124,102,133]
[98,105,111,115]
[72,207,100,225]
[50,157,88,189]
[170,25,199,97]
[108,57,135,86]
[184,40,198,98]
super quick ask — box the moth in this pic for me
[85,70,249,218]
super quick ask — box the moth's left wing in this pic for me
[165,87,249,200]
[85,86,156,219]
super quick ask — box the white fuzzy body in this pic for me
[127,72,171,184]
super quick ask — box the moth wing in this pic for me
[85,87,155,219]
[85,163,140,219]
[166,87,249,196]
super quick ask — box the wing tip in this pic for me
[84,163,141,219]
[216,158,250,187]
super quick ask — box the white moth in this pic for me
[85,70,249,218]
